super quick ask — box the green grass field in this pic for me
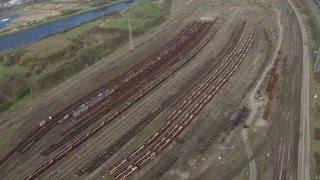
[63,22,98,38]
[0,64,27,76]
[130,1,165,18]
[21,35,73,60]
[100,1,166,33]
[100,17,145,32]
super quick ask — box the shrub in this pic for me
[314,127,320,141]
[302,4,320,46]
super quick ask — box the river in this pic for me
[0,0,135,52]
[0,13,21,30]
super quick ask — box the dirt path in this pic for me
[286,0,311,179]
[241,8,284,180]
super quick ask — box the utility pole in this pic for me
[127,0,138,50]
[314,47,320,73]
[128,17,134,50]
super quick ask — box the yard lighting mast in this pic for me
[127,0,137,50]
[128,17,134,50]
[314,47,320,73]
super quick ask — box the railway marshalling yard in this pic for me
[0,0,310,180]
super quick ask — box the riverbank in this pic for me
[0,0,127,35]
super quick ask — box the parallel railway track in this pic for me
[21,21,216,180]
[39,22,215,157]
[0,22,207,165]
[76,21,247,176]
[109,23,255,180]
[43,17,244,180]
[24,22,207,153]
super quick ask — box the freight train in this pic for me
[62,88,115,121]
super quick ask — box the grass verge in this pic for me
[296,1,320,180]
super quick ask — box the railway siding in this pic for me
[21,21,216,180]
[109,23,255,180]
